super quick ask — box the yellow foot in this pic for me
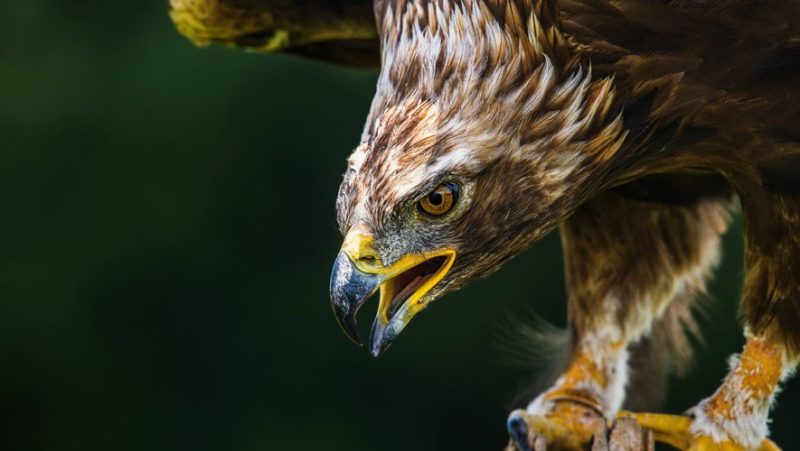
[616,411,781,451]
[506,390,604,450]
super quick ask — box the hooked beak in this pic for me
[329,233,455,356]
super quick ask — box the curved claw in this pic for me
[507,411,532,451]
[506,409,564,451]
[616,411,694,449]
[616,411,782,451]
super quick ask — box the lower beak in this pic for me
[329,239,455,356]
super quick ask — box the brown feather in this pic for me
[170,0,800,379]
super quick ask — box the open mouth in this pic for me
[329,239,456,356]
[380,255,451,323]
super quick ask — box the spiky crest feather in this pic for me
[337,0,625,234]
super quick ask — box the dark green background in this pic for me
[2,2,797,450]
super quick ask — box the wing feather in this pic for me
[169,0,800,146]
[169,0,380,67]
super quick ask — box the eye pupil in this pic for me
[428,192,443,205]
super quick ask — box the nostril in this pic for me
[341,232,380,269]
[357,255,381,268]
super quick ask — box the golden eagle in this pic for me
[170,1,800,449]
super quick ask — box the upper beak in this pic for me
[329,233,455,356]
[329,251,380,346]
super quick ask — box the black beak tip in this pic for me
[334,310,363,346]
[351,336,364,347]
[343,322,364,347]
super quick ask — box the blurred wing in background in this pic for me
[168,0,381,67]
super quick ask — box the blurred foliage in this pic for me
[0,1,797,450]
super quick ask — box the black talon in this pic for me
[507,415,531,451]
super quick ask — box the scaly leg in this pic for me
[508,340,629,449]
[617,186,800,449]
[508,177,735,450]
[619,334,794,450]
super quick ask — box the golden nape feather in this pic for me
[171,1,800,450]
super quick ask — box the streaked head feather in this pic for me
[337,0,626,295]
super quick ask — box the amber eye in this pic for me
[418,182,459,216]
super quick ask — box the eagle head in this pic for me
[330,0,624,356]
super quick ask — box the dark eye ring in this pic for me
[418,182,459,216]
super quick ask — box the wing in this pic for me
[558,0,800,144]
[169,0,800,147]
[169,0,380,67]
